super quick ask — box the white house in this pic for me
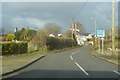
[49,33,63,37]
[58,34,62,37]
[49,34,55,37]
[75,32,86,45]
[75,32,94,45]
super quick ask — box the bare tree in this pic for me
[44,23,61,35]
[75,22,86,33]
[31,29,47,50]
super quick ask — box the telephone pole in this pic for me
[112,0,115,54]
[72,17,75,39]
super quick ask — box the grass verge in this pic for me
[91,49,120,66]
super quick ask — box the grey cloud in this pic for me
[2,2,118,33]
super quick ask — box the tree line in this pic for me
[2,22,86,41]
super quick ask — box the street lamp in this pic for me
[90,18,97,39]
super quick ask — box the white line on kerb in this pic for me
[75,62,89,76]
[70,56,73,60]
[113,70,120,75]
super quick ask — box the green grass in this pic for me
[0,44,1,53]
[104,39,118,49]
[106,59,120,65]
[91,45,120,65]
[3,49,48,58]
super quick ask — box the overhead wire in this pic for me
[73,0,88,18]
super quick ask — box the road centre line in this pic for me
[113,70,120,75]
[72,52,76,55]
[75,62,89,76]
[70,51,89,76]
[70,56,73,60]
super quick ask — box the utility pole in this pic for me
[75,23,77,37]
[112,0,115,54]
[98,35,100,54]
[102,37,104,54]
[90,18,97,42]
[94,19,97,45]
[72,17,75,39]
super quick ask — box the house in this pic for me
[75,32,86,45]
[58,34,62,37]
[75,32,94,45]
[49,33,63,37]
[49,34,55,37]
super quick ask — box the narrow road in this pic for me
[7,45,119,78]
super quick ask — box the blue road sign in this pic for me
[97,30,105,35]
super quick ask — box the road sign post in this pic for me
[101,37,104,54]
[98,36,100,54]
[97,30,105,54]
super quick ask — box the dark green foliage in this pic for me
[30,30,77,52]
[23,29,34,41]
[19,28,26,40]
[30,35,77,52]
[46,37,77,50]
[14,28,35,41]
[2,42,28,55]
[14,31,20,40]
[87,38,90,41]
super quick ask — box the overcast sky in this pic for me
[1,2,118,34]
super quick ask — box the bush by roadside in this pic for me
[2,42,28,55]
[46,37,77,50]
[29,29,77,52]
[29,37,77,52]
[2,29,77,56]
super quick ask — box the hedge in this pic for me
[2,42,28,55]
[46,37,77,50]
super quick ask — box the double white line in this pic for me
[70,52,89,76]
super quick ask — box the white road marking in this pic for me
[70,56,73,60]
[70,51,89,75]
[113,70,120,75]
[75,62,89,76]
[72,52,76,55]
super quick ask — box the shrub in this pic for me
[46,37,77,50]
[30,29,77,52]
[87,38,90,41]
[6,34,15,41]
[2,42,28,55]
[92,43,98,50]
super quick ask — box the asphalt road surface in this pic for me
[6,45,119,78]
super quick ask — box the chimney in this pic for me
[26,26,29,30]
